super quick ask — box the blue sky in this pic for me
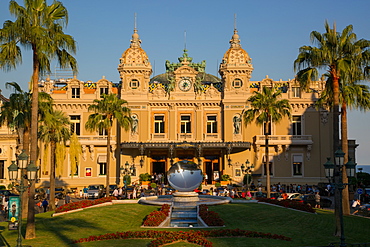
[1,0,370,171]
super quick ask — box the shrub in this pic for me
[258,198,316,213]
[142,204,171,226]
[55,196,116,213]
[199,204,224,226]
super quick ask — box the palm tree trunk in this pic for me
[341,103,350,215]
[332,75,342,237]
[265,118,271,198]
[21,129,30,219]
[106,128,111,197]
[49,142,56,211]
[26,47,39,239]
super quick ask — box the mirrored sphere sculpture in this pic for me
[167,160,203,192]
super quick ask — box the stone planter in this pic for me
[83,88,96,94]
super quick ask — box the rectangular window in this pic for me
[207,115,218,133]
[292,116,302,135]
[293,155,303,176]
[0,161,4,179]
[72,87,80,98]
[99,163,106,175]
[181,115,191,133]
[263,122,272,135]
[292,87,301,98]
[100,87,109,98]
[70,115,81,135]
[99,128,107,136]
[154,115,165,133]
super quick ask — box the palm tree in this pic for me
[0,82,53,218]
[295,21,370,235]
[317,75,370,215]
[243,86,291,198]
[85,94,131,197]
[0,0,77,238]
[38,110,71,211]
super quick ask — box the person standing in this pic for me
[42,199,49,212]
[65,193,71,204]
[315,192,321,208]
[83,186,88,199]
[352,199,361,215]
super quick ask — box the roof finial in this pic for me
[234,13,237,31]
[230,14,241,48]
[130,12,141,48]
[134,12,137,30]
[184,30,187,51]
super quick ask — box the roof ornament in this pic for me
[130,13,141,48]
[230,13,241,48]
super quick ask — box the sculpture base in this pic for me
[172,192,199,202]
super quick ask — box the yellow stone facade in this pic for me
[1,26,352,191]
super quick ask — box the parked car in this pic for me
[87,184,105,199]
[277,193,301,201]
[0,190,18,197]
[253,191,281,199]
[55,187,66,199]
[357,204,370,217]
[293,194,333,208]
[34,188,46,200]
[105,184,118,196]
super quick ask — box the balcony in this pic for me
[151,133,168,140]
[203,133,220,141]
[177,133,193,141]
[66,135,116,145]
[254,135,313,146]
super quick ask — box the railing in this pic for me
[151,133,167,140]
[255,135,313,145]
[177,133,193,140]
[203,133,220,140]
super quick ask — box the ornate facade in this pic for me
[0,26,355,191]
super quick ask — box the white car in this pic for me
[277,193,301,201]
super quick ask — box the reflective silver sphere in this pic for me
[167,160,203,192]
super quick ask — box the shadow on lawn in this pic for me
[0,225,11,247]
[35,214,104,246]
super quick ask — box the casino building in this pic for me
[0,25,357,191]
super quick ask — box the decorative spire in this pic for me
[130,13,141,48]
[230,14,241,48]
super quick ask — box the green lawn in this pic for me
[0,203,369,246]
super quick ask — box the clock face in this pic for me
[179,79,192,91]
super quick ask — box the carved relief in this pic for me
[89,145,95,161]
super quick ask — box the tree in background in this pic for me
[243,86,291,198]
[0,0,77,238]
[85,94,131,197]
[38,110,71,211]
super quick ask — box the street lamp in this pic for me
[241,159,254,190]
[120,161,135,198]
[8,150,38,247]
[323,149,356,247]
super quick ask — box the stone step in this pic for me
[171,212,198,218]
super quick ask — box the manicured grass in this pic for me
[0,203,369,246]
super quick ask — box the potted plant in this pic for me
[139,173,151,186]
[220,174,230,185]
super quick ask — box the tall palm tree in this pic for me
[85,94,131,197]
[318,75,370,215]
[38,110,71,211]
[243,86,291,198]
[295,21,370,235]
[0,0,77,238]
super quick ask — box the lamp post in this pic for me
[323,149,356,247]
[120,161,135,198]
[241,159,254,190]
[8,150,38,247]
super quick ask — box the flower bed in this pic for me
[72,228,292,246]
[55,196,116,213]
[199,205,224,226]
[257,198,316,213]
[142,204,171,226]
